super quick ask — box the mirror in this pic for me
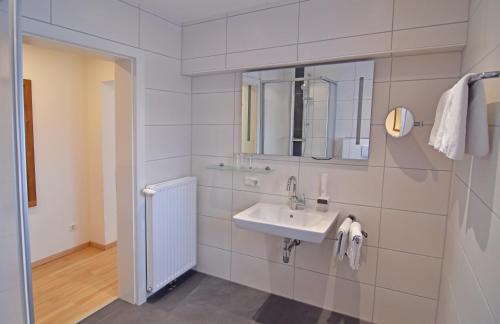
[241,60,375,160]
[385,106,415,138]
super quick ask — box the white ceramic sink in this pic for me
[233,202,338,243]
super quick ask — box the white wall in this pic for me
[23,44,92,261]
[437,0,500,323]
[192,50,460,323]
[85,59,115,246]
[101,81,118,245]
[182,0,469,74]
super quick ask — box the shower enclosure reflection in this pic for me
[241,60,375,160]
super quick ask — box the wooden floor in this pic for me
[32,246,118,324]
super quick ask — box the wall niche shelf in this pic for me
[206,163,274,174]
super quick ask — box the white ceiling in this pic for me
[122,0,295,25]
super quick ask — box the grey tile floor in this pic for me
[79,271,371,324]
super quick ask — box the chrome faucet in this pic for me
[287,176,305,210]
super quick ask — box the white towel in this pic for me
[334,217,352,260]
[429,73,489,160]
[347,221,363,271]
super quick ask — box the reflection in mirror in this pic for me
[240,60,375,160]
[385,107,415,138]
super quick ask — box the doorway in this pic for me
[21,35,137,323]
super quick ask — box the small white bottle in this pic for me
[317,173,329,212]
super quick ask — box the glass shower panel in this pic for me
[0,0,33,323]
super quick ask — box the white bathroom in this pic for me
[1,1,499,324]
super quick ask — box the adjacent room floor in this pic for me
[32,246,118,324]
[80,271,371,324]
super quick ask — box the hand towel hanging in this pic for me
[429,73,489,160]
[347,221,363,271]
[334,217,352,260]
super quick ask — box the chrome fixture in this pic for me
[283,238,301,263]
[287,176,305,210]
[469,71,500,84]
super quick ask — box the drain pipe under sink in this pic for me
[283,238,301,263]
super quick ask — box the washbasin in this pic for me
[233,202,338,243]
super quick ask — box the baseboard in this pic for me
[90,241,117,251]
[32,242,90,268]
[31,240,118,268]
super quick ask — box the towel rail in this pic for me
[469,71,500,84]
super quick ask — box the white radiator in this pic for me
[144,177,197,294]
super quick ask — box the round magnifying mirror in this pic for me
[385,106,415,138]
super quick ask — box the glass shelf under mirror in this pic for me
[206,164,274,174]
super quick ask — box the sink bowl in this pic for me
[233,202,338,243]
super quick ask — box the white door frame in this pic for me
[20,18,148,305]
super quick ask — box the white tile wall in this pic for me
[393,0,468,29]
[182,55,226,75]
[385,126,453,171]
[21,2,492,322]
[51,0,140,46]
[470,127,500,216]
[374,287,437,324]
[193,51,458,321]
[295,241,377,285]
[22,0,51,22]
[294,268,375,321]
[327,203,381,247]
[391,52,462,81]
[392,23,467,52]
[192,92,235,125]
[192,125,234,157]
[379,209,446,257]
[145,89,191,125]
[144,155,191,184]
[139,11,181,58]
[231,252,294,298]
[227,4,299,53]
[298,32,392,63]
[196,244,231,280]
[144,52,190,92]
[436,276,461,324]
[298,0,393,42]
[181,0,468,75]
[376,249,442,298]
[182,19,227,59]
[145,125,191,160]
[227,45,298,70]
[462,0,500,72]
[389,78,458,125]
[299,164,384,207]
[183,0,470,75]
[191,156,233,188]
[198,215,231,250]
[231,223,289,264]
[197,186,232,219]
[382,168,451,215]
[438,1,500,322]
